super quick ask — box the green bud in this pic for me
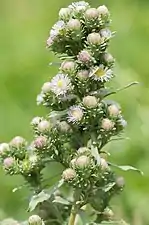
[28,215,43,225]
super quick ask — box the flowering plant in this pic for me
[0,1,141,225]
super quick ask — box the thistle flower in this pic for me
[0,143,10,154]
[90,65,113,82]
[68,1,90,13]
[33,136,47,149]
[28,215,43,225]
[77,147,90,154]
[67,19,81,30]
[50,20,65,40]
[68,105,84,123]
[59,8,72,20]
[78,50,92,64]
[87,32,101,45]
[42,82,51,93]
[85,8,99,19]
[38,120,51,133]
[108,104,120,117]
[77,70,89,80]
[31,117,42,126]
[100,28,112,39]
[103,52,114,64]
[50,73,72,96]
[83,95,98,108]
[116,176,125,188]
[101,118,115,131]
[97,5,109,16]
[62,168,76,181]
[10,136,26,148]
[100,158,109,171]
[36,94,44,105]
[61,61,76,73]
[57,121,71,132]
[75,155,90,168]
[3,157,14,169]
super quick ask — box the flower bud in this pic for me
[28,215,43,225]
[77,147,90,154]
[108,104,120,117]
[31,117,42,126]
[3,157,14,168]
[38,120,51,133]
[100,28,112,39]
[42,82,51,93]
[100,158,109,171]
[76,155,90,168]
[67,19,81,30]
[29,154,38,165]
[47,37,53,47]
[0,143,10,154]
[77,70,89,79]
[103,53,114,64]
[101,118,115,131]
[58,121,71,132]
[116,176,125,188]
[87,33,101,45]
[70,158,77,167]
[61,61,75,72]
[78,50,92,63]
[83,96,98,108]
[59,8,71,20]
[37,94,44,105]
[62,168,76,181]
[103,207,114,220]
[10,136,26,148]
[85,8,99,19]
[97,5,109,16]
[33,136,47,149]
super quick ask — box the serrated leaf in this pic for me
[28,191,50,212]
[109,163,143,175]
[53,196,70,205]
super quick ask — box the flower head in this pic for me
[31,117,42,126]
[78,50,92,64]
[61,61,76,73]
[103,52,114,64]
[62,168,76,181]
[59,8,72,20]
[33,136,47,149]
[38,120,51,133]
[10,136,26,148]
[116,176,125,188]
[97,5,109,16]
[57,121,71,132]
[77,70,89,80]
[69,1,89,13]
[90,65,113,82]
[0,143,10,154]
[3,157,14,169]
[50,20,65,40]
[76,155,90,168]
[36,94,44,105]
[28,215,43,225]
[85,8,99,19]
[100,28,112,39]
[50,74,72,96]
[101,118,115,131]
[77,147,90,154]
[67,19,81,30]
[108,104,120,117]
[42,82,51,93]
[68,106,84,123]
[100,158,109,171]
[87,32,101,45]
[83,95,98,108]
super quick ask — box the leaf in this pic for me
[53,196,70,205]
[91,145,101,165]
[109,163,144,175]
[78,208,96,225]
[103,182,116,192]
[28,191,50,212]
[28,179,64,212]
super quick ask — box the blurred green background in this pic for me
[0,0,149,224]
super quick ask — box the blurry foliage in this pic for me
[0,0,149,224]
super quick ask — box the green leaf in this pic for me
[53,196,71,205]
[109,163,143,175]
[28,191,50,212]
[28,179,64,212]
[91,145,101,165]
